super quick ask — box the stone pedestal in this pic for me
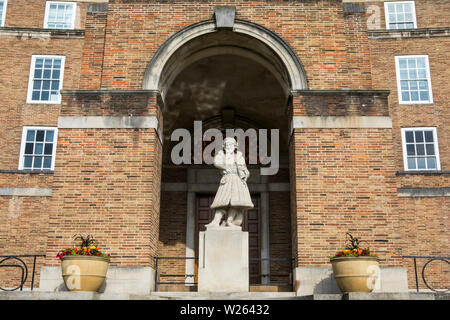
[198,227,249,292]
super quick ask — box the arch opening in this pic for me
[143,19,308,99]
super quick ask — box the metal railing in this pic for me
[154,256,198,292]
[153,256,294,291]
[402,256,449,293]
[0,254,46,291]
[249,257,294,290]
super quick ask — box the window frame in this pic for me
[395,55,433,105]
[18,126,59,171]
[384,1,417,30]
[43,1,77,30]
[0,0,7,27]
[26,55,66,104]
[401,127,441,171]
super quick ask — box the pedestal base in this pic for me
[198,227,249,292]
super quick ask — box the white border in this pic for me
[18,126,59,171]
[395,55,433,105]
[401,127,441,171]
[0,0,7,27]
[43,1,77,30]
[26,55,66,104]
[384,1,417,30]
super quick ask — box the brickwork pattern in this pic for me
[2,0,88,30]
[291,128,401,267]
[0,37,84,170]
[368,3,449,289]
[45,128,161,267]
[366,0,450,30]
[0,0,448,291]
[98,0,373,90]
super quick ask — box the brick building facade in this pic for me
[0,0,448,294]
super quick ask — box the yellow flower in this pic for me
[90,246,96,249]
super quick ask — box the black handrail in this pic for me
[0,254,46,291]
[153,256,294,291]
[154,257,198,292]
[402,255,449,293]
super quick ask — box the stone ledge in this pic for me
[396,170,450,176]
[39,266,155,295]
[292,116,392,129]
[291,89,390,97]
[0,187,52,197]
[0,27,85,39]
[294,267,409,296]
[1,291,447,300]
[60,89,160,96]
[0,170,54,175]
[368,27,450,40]
[58,116,159,129]
[310,292,449,300]
[398,187,450,198]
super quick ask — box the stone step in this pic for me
[0,291,448,300]
[150,291,298,300]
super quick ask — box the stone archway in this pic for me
[155,11,304,291]
[143,18,308,96]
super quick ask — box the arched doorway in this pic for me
[152,18,306,291]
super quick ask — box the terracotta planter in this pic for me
[330,256,379,293]
[61,255,110,292]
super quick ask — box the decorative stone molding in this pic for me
[292,116,393,129]
[58,116,159,129]
[0,27,84,39]
[368,28,450,40]
[396,170,450,176]
[143,19,307,94]
[214,6,236,29]
[397,187,450,198]
[0,187,52,197]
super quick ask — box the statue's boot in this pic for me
[233,210,244,227]
[206,209,225,227]
[226,208,238,226]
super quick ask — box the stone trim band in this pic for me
[0,187,52,197]
[58,116,159,129]
[398,187,450,198]
[292,116,393,129]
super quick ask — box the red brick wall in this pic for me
[290,127,401,267]
[45,127,162,267]
[269,191,292,284]
[369,37,450,172]
[0,36,84,170]
[3,0,88,29]
[369,10,449,290]
[80,10,108,90]
[0,173,52,289]
[96,0,373,90]
[1,0,449,292]
[366,0,450,30]
[158,190,188,288]
[398,196,450,290]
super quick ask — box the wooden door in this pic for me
[195,194,261,284]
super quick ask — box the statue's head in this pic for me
[223,137,238,154]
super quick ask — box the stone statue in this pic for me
[206,137,254,228]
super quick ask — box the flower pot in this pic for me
[61,255,110,292]
[330,256,379,293]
